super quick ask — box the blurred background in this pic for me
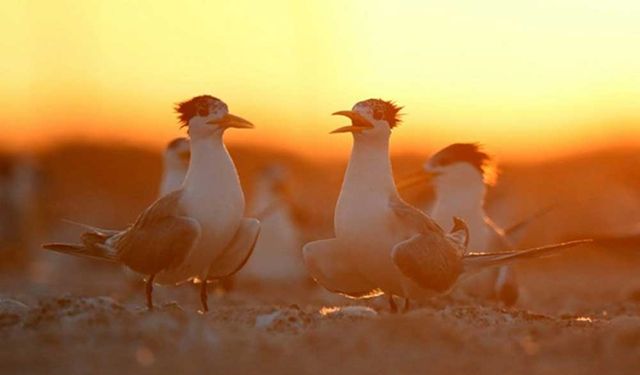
[2,0,640,315]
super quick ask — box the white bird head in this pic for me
[330,99,403,139]
[424,143,497,192]
[175,95,254,138]
[164,137,190,169]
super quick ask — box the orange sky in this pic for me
[2,1,640,160]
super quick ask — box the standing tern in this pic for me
[44,95,260,311]
[424,143,518,305]
[302,98,591,311]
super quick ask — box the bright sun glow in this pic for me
[2,1,640,160]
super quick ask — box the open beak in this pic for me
[207,113,254,129]
[330,110,373,134]
[396,170,440,191]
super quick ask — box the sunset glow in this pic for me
[2,0,640,160]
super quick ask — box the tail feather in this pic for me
[43,242,118,262]
[62,219,121,236]
[463,239,592,271]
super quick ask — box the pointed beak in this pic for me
[330,110,373,134]
[396,169,440,190]
[207,113,254,129]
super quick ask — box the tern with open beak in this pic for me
[44,95,260,312]
[302,99,591,312]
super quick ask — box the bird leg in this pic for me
[388,295,398,313]
[200,281,209,313]
[403,298,411,313]
[146,274,156,310]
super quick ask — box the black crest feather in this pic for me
[430,143,492,175]
[174,95,220,125]
[359,99,403,128]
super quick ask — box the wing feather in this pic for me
[115,190,201,275]
[391,233,462,293]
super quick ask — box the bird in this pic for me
[396,143,560,305]
[44,95,261,312]
[158,137,190,197]
[302,98,591,312]
[238,164,306,287]
[422,143,519,305]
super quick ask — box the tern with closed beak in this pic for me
[302,99,591,312]
[399,143,561,305]
[44,95,260,312]
[423,144,519,305]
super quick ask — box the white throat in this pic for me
[335,134,398,235]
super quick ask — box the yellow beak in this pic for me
[330,110,373,134]
[207,113,254,129]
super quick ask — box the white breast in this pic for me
[157,139,244,284]
[334,140,410,295]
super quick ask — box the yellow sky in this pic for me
[2,0,640,160]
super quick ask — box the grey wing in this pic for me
[462,239,592,272]
[391,233,462,293]
[206,218,260,279]
[303,238,382,298]
[388,194,445,235]
[116,190,201,275]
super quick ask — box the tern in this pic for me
[158,137,190,197]
[302,98,591,312]
[398,144,559,305]
[423,143,519,305]
[239,164,306,285]
[44,95,260,312]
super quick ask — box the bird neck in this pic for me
[431,178,486,227]
[183,133,238,192]
[342,135,398,197]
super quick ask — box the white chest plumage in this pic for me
[164,136,244,282]
[334,139,409,293]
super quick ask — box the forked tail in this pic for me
[42,242,118,262]
[42,221,120,262]
[462,239,592,272]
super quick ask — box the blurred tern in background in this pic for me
[44,95,260,312]
[303,99,591,312]
[158,137,190,197]
[398,144,561,305]
[238,164,307,286]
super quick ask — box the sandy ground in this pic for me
[2,248,640,375]
[2,143,640,374]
